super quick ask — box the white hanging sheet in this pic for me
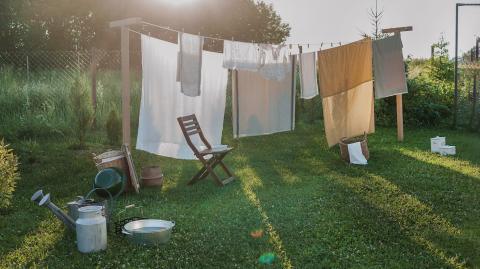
[223,40,262,71]
[232,57,296,138]
[177,32,204,97]
[299,52,319,99]
[137,35,228,160]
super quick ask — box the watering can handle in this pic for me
[121,229,132,235]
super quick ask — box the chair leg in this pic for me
[189,153,235,187]
[204,161,224,186]
[188,157,215,185]
[219,160,234,177]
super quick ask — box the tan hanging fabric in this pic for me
[318,38,373,98]
[318,39,375,147]
[322,81,375,147]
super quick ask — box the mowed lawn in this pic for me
[0,122,479,268]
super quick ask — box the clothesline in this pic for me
[136,20,375,49]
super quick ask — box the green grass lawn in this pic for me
[0,123,479,268]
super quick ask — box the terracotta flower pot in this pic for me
[141,166,164,188]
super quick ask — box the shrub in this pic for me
[69,76,93,148]
[106,109,121,145]
[0,140,20,209]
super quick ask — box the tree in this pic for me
[0,0,290,51]
[362,0,388,40]
[428,35,454,82]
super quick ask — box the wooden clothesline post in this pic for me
[382,26,413,142]
[109,17,142,146]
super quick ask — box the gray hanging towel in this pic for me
[373,35,408,99]
[177,32,204,97]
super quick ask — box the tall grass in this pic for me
[0,66,142,142]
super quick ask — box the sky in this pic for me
[263,0,480,58]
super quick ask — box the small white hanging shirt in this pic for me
[258,44,291,81]
[299,52,319,99]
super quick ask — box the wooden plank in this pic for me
[122,144,140,193]
[121,27,131,145]
[109,17,142,28]
[396,94,404,141]
[382,26,413,34]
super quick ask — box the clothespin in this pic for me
[307,43,310,49]
[339,42,342,46]
[320,42,324,50]
[330,42,333,48]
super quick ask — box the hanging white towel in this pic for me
[347,142,368,165]
[137,35,228,160]
[177,32,204,97]
[299,52,319,99]
[258,44,291,81]
[223,40,262,71]
[232,56,296,138]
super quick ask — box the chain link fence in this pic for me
[0,49,142,88]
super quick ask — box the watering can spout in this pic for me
[32,190,76,231]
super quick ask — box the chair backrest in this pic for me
[177,114,212,155]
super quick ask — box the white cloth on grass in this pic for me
[299,52,319,99]
[258,44,291,81]
[348,142,368,165]
[177,32,204,97]
[223,40,262,71]
[373,35,408,99]
[232,57,296,138]
[137,35,227,160]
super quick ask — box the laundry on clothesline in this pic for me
[373,35,408,99]
[232,56,296,138]
[318,39,375,147]
[257,44,291,81]
[298,52,319,99]
[223,40,292,81]
[223,40,263,72]
[137,35,228,160]
[177,32,204,97]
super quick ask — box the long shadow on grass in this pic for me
[364,147,480,266]
[303,141,477,268]
[242,140,464,267]
[240,123,473,268]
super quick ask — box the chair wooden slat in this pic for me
[185,125,199,132]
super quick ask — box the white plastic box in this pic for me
[431,137,446,153]
[439,145,456,156]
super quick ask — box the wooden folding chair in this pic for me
[177,114,235,186]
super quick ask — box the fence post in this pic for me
[91,48,98,128]
[26,55,29,81]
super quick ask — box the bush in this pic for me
[69,76,93,148]
[106,109,121,145]
[0,140,20,209]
